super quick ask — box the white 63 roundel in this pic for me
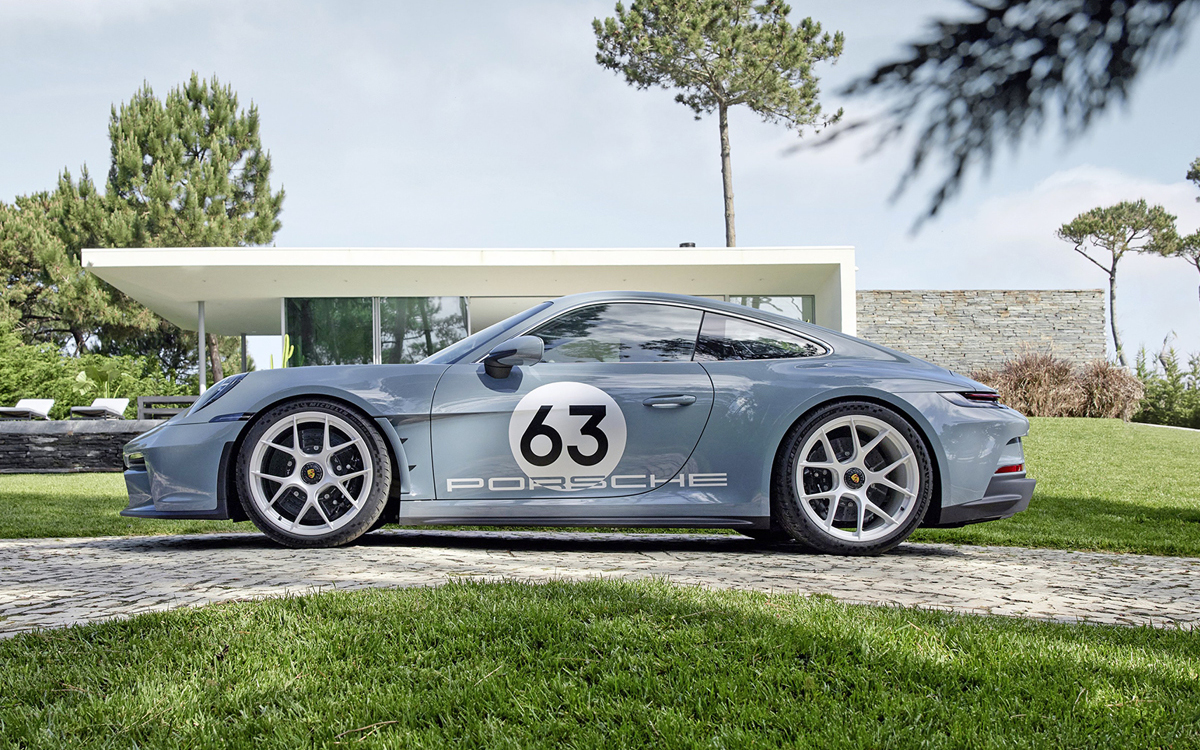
[508,382,627,490]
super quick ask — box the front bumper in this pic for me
[931,473,1036,527]
[120,419,246,519]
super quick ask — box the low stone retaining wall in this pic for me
[0,420,160,473]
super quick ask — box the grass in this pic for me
[1,579,1197,749]
[2,417,1198,556]
[0,473,717,540]
[913,417,1200,556]
[0,474,243,539]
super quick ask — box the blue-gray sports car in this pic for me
[121,291,1034,554]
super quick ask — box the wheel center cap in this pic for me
[844,468,866,489]
[301,462,324,485]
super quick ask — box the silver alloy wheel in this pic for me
[246,411,374,537]
[793,414,920,543]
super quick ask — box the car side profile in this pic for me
[121,291,1035,555]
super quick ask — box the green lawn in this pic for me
[2,580,1197,749]
[0,473,243,539]
[2,417,1199,556]
[913,417,1200,556]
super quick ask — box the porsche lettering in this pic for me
[446,472,729,493]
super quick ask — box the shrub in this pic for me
[971,353,1142,420]
[0,320,191,419]
[972,352,1084,417]
[1078,360,1144,420]
[1134,347,1200,429]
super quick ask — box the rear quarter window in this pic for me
[694,313,826,361]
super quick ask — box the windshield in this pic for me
[421,301,553,364]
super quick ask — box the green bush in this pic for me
[1135,348,1200,429]
[0,320,192,419]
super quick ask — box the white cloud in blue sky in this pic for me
[2,0,1199,360]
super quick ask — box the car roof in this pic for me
[541,291,828,337]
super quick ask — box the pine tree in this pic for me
[1057,200,1180,366]
[0,169,154,354]
[105,73,284,382]
[594,0,843,247]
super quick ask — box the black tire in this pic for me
[368,514,390,533]
[236,399,392,548]
[738,528,793,544]
[771,401,932,555]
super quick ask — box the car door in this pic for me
[430,302,715,500]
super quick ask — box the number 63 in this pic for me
[519,405,607,468]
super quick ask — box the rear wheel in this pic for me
[772,401,932,555]
[236,399,391,548]
[738,528,793,544]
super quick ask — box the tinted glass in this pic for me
[531,303,702,363]
[694,313,824,361]
[423,301,553,365]
[286,298,372,366]
[729,295,816,324]
[381,296,469,364]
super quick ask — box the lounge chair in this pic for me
[137,395,199,420]
[0,399,55,420]
[70,398,130,420]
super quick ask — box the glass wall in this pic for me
[286,296,469,367]
[729,295,816,324]
[284,294,817,366]
[286,298,373,367]
[380,296,469,363]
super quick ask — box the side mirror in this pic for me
[483,336,544,378]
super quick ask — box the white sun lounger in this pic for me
[70,398,130,420]
[0,399,55,420]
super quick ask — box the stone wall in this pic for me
[0,420,160,473]
[856,290,1106,372]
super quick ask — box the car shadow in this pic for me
[104,528,965,557]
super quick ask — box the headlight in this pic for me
[190,373,247,414]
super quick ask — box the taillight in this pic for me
[961,392,1000,403]
[941,391,1003,408]
[995,463,1024,474]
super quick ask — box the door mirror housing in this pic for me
[483,335,544,378]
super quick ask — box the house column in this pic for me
[198,301,207,394]
[280,298,287,368]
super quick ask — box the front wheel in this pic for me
[772,401,932,555]
[236,399,392,548]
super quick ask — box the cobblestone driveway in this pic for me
[2,530,1198,637]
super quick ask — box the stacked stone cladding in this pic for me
[0,420,160,473]
[856,289,1106,372]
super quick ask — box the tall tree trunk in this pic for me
[71,328,86,356]
[1193,261,1200,316]
[390,301,409,364]
[420,300,435,356]
[1108,270,1126,367]
[207,333,224,383]
[718,102,736,248]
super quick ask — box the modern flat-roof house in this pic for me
[82,246,855,391]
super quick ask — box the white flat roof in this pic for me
[82,246,855,335]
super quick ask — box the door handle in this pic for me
[643,394,697,408]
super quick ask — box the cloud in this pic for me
[0,0,188,26]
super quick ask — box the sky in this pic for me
[3,0,1199,369]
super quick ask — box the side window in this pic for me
[694,313,825,361]
[530,303,703,363]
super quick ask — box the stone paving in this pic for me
[1,530,1198,637]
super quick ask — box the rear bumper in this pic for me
[931,474,1035,527]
